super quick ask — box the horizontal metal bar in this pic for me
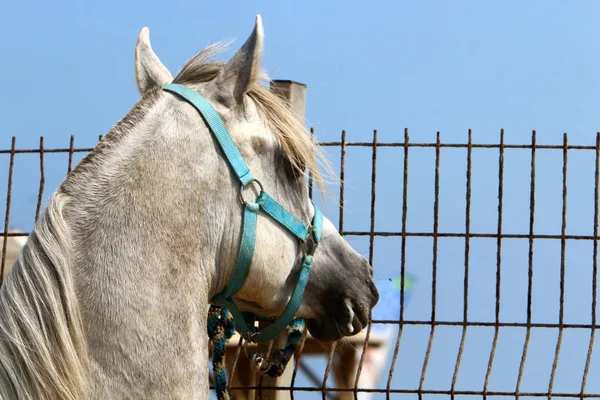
[343,231,599,240]
[371,320,600,329]
[319,142,599,150]
[217,386,600,398]
[0,147,94,154]
[4,231,599,240]
[1,143,599,155]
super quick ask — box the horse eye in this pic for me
[252,137,268,153]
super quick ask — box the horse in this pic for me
[0,15,379,399]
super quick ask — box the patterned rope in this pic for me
[207,306,235,400]
[208,306,306,399]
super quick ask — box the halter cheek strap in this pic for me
[162,83,323,343]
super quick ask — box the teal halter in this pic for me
[162,84,323,343]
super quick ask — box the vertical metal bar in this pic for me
[367,130,378,266]
[484,129,505,398]
[548,133,568,400]
[418,131,441,399]
[316,128,346,400]
[580,132,599,399]
[322,342,337,400]
[516,130,537,397]
[1,137,16,284]
[495,128,505,338]
[450,129,472,399]
[227,337,243,388]
[399,128,409,328]
[67,135,75,173]
[386,128,409,398]
[353,130,378,400]
[290,330,308,400]
[35,136,45,222]
[339,130,346,233]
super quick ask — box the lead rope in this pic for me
[208,305,305,400]
[207,306,236,400]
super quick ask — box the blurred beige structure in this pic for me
[1,229,26,282]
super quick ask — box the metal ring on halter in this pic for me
[250,338,275,373]
[250,354,268,374]
[239,179,264,205]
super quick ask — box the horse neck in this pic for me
[59,106,223,398]
[69,210,213,399]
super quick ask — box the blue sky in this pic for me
[2,0,600,398]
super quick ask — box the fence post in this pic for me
[255,80,308,400]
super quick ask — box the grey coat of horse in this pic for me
[0,16,378,399]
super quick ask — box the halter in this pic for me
[162,84,323,343]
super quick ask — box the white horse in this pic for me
[0,16,378,399]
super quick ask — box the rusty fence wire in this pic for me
[2,130,600,399]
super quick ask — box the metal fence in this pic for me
[1,129,599,400]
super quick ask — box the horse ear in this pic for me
[215,15,264,105]
[135,27,173,95]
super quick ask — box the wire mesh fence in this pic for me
[1,129,600,399]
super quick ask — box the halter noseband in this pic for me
[162,84,323,343]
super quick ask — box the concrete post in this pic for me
[270,80,307,124]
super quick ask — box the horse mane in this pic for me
[172,43,334,191]
[0,192,89,400]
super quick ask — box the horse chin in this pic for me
[304,297,368,342]
[305,314,364,342]
[305,319,347,342]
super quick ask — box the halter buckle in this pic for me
[239,180,264,205]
